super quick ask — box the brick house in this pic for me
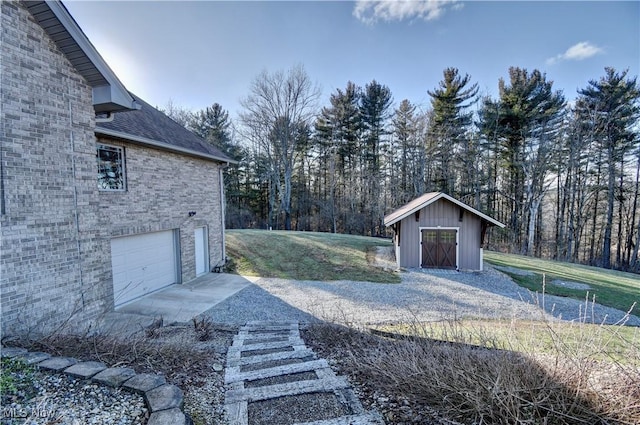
[1,1,234,336]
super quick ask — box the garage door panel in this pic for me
[111,230,177,306]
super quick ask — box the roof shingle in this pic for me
[96,94,234,163]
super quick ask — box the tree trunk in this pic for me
[628,155,640,271]
[527,197,542,255]
[602,142,616,269]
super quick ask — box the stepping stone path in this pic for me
[224,321,384,425]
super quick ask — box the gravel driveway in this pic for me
[203,266,640,327]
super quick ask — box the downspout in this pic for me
[219,164,227,264]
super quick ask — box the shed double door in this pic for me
[421,229,457,269]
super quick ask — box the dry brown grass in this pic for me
[15,324,231,386]
[5,323,236,425]
[304,320,640,425]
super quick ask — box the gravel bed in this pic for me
[204,265,640,326]
[244,371,318,388]
[1,368,147,425]
[248,392,351,425]
[3,324,233,425]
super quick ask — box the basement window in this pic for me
[97,144,126,191]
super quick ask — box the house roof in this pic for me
[383,192,505,228]
[24,1,137,113]
[96,94,236,164]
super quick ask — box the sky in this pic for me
[64,0,640,120]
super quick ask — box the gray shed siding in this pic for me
[397,198,482,270]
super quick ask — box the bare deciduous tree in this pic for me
[239,65,320,230]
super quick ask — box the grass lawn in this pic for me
[374,319,640,362]
[225,229,400,283]
[484,251,640,314]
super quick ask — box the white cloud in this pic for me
[353,0,461,25]
[546,41,604,65]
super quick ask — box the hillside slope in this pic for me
[225,230,400,283]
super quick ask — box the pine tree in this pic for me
[427,68,478,196]
[190,103,232,151]
[314,82,363,233]
[577,67,640,268]
[479,67,565,254]
[391,99,424,205]
[360,80,393,235]
[190,103,248,228]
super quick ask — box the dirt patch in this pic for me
[493,265,535,276]
[241,347,294,357]
[550,279,592,290]
[372,245,397,271]
[240,358,308,373]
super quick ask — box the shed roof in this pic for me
[383,192,505,228]
[25,1,137,112]
[95,94,236,164]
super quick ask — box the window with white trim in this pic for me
[97,144,126,191]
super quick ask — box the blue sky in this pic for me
[64,1,639,119]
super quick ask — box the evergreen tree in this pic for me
[190,103,248,228]
[360,80,393,235]
[190,103,232,152]
[391,99,424,205]
[479,67,565,253]
[577,67,640,268]
[314,82,363,232]
[427,68,478,196]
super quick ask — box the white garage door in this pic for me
[111,230,178,306]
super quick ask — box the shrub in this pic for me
[305,320,640,425]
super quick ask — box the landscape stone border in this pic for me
[1,346,192,425]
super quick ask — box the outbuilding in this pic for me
[384,192,505,271]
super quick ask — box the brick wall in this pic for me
[96,138,225,296]
[1,1,102,336]
[1,2,226,337]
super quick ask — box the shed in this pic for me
[384,193,505,271]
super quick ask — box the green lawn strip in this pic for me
[484,251,640,313]
[225,229,399,283]
[374,319,640,363]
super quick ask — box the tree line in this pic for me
[164,65,640,272]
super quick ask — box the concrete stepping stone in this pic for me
[1,347,28,358]
[226,376,351,404]
[123,373,167,394]
[227,347,317,368]
[37,356,78,371]
[64,361,107,379]
[16,351,51,364]
[148,407,191,425]
[145,384,183,412]
[225,359,329,384]
[92,367,136,387]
